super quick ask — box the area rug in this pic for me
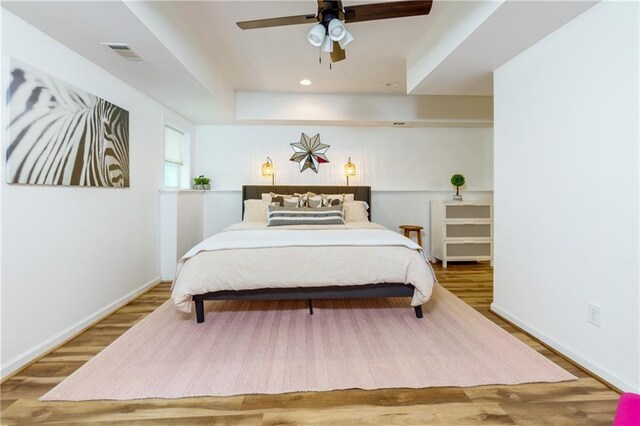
[41,284,575,401]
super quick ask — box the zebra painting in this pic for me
[5,59,129,187]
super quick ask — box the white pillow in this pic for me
[243,199,269,223]
[343,201,369,222]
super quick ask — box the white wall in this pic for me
[493,1,639,392]
[159,191,203,280]
[0,11,195,377]
[196,125,494,254]
[235,92,493,127]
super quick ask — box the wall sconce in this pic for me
[344,157,356,186]
[261,156,275,185]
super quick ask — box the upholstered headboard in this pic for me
[242,185,371,218]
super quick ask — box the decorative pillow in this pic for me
[283,197,301,208]
[321,194,344,207]
[320,193,355,207]
[307,195,324,208]
[298,192,318,207]
[266,192,306,207]
[343,201,370,223]
[243,199,269,223]
[267,205,345,226]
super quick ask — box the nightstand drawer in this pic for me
[445,204,491,220]
[446,223,491,239]
[446,242,491,257]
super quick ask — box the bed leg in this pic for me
[195,300,205,323]
[307,299,313,315]
[414,305,424,319]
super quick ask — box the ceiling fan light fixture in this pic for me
[338,29,354,49]
[307,23,326,46]
[328,18,346,41]
[321,35,333,53]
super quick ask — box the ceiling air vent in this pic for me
[101,43,149,63]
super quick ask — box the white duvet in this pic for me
[171,222,436,312]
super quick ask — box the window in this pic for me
[164,126,185,188]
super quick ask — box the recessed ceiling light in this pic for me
[300,79,312,86]
[385,81,399,87]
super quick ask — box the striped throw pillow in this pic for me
[267,205,345,227]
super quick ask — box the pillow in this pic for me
[343,201,370,223]
[266,192,307,208]
[307,194,324,208]
[243,199,269,223]
[320,193,356,207]
[321,194,344,206]
[283,197,301,208]
[267,205,345,226]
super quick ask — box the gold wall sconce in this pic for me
[262,156,275,185]
[344,157,356,186]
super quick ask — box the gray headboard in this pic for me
[242,185,371,218]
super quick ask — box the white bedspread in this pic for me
[171,222,436,312]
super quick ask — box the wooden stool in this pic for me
[400,225,423,247]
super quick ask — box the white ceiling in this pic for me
[1,0,231,123]
[2,0,598,124]
[136,0,438,95]
[409,0,598,95]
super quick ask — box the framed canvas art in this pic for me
[5,59,130,187]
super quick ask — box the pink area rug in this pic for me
[41,285,575,401]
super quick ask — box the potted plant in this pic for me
[451,173,465,201]
[201,177,211,190]
[193,175,204,190]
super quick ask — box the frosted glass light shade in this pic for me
[328,18,346,41]
[321,35,333,53]
[338,30,354,49]
[307,24,326,46]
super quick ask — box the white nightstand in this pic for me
[430,200,493,268]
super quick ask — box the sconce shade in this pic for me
[262,157,274,177]
[307,23,326,47]
[338,30,354,49]
[321,35,333,53]
[344,157,356,177]
[328,18,346,41]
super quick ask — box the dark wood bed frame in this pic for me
[192,185,423,323]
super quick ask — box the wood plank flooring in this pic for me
[1,262,620,425]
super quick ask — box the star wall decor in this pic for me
[289,133,330,173]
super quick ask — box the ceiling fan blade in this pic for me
[344,1,432,23]
[331,41,346,62]
[236,14,317,30]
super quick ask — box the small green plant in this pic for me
[193,175,204,186]
[451,174,466,196]
[201,177,210,185]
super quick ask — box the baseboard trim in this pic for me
[490,303,639,393]
[1,277,161,382]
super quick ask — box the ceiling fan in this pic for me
[236,1,433,64]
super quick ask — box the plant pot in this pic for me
[194,184,204,190]
[453,194,463,201]
[203,184,211,190]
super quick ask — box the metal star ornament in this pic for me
[289,133,330,173]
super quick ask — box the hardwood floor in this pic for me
[1,262,620,425]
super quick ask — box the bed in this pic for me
[171,185,436,323]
